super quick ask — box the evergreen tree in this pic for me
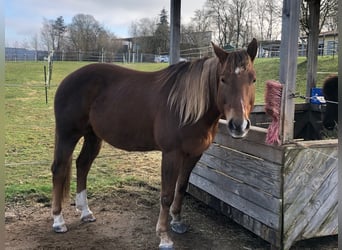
[154,8,169,54]
[52,16,67,51]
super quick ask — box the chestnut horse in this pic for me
[322,75,338,130]
[51,39,258,249]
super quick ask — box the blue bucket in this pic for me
[310,88,325,104]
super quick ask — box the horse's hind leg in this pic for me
[51,134,80,233]
[170,155,201,234]
[75,130,102,222]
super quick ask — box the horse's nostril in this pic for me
[245,119,251,130]
[228,119,238,131]
[228,119,250,132]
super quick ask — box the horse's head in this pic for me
[322,75,338,130]
[213,39,258,138]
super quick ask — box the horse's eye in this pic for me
[221,77,226,84]
[253,78,256,83]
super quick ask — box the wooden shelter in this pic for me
[169,0,338,249]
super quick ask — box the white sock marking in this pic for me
[53,214,66,228]
[76,189,93,219]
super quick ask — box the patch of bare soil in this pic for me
[5,184,337,250]
[4,147,338,250]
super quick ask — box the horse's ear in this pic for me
[247,38,258,62]
[212,42,228,64]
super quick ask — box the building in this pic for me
[318,31,338,56]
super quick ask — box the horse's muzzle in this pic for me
[227,118,250,138]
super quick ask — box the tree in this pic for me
[191,8,212,34]
[300,0,338,36]
[38,13,121,61]
[206,0,235,47]
[255,0,281,41]
[40,18,55,51]
[204,0,284,47]
[129,17,158,54]
[68,14,104,52]
[154,8,170,54]
[40,16,67,51]
[229,0,248,48]
[181,8,212,50]
[52,16,67,51]
[264,0,281,40]
[30,33,39,61]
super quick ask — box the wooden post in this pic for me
[170,0,181,64]
[305,0,320,100]
[279,0,301,144]
[338,0,342,237]
[44,66,48,104]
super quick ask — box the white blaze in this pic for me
[240,99,248,130]
[235,67,241,74]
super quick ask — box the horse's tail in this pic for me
[51,131,74,204]
[61,156,72,202]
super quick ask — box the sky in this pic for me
[5,0,207,48]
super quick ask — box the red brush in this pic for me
[264,80,283,145]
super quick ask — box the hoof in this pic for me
[171,221,188,234]
[53,224,68,233]
[159,243,174,250]
[81,213,96,222]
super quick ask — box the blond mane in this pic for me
[163,50,251,126]
[163,57,218,126]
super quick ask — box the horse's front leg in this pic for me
[156,151,181,250]
[170,155,201,234]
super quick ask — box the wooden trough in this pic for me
[188,104,338,249]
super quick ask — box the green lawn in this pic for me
[4,56,338,203]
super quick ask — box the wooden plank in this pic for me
[192,163,281,214]
[219,120,269,142]
[205,143,282,181]
[309,204,338,237]
[250,104,314,133]
[284,163,337,229]
[251,103,310,114]
[200,143,282,197]
[283,146,338,250]
[190,164,281,229]
[301,187,338,238]
[289,139,337,148]
[214,123,284,165]
[284,168,337,249]
[187,183,282,247]
[292,109,310,139]
[305,0,320,98]
[284,147,337,207]
[279,0,301,143]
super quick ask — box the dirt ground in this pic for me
[5,144,338,250]
[5,185,337,250]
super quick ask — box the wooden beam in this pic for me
[305,0,320,100]
[279,0,301,144]
[338,0,342,240]
[170,0,181,64]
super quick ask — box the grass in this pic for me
[4,61,164,203]
[253,56,338,103]
[4,56,338,203]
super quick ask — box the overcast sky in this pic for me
[5,0,207,47]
